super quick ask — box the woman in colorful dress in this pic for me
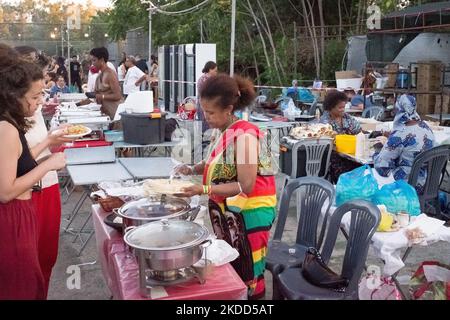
[176,74,276,299]
[319,90,362,183]
[374,94,435,193]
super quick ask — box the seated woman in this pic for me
[320,90,362,183]
[374,95,435,193]
[320,90,361,134]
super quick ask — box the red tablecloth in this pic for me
[52,140,112,153]
[92,205,248,300]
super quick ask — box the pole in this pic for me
[67,27,71,89]
[294,21,297,80]
[230,0,236,76]
[61,25,64,57]
[200,19,203,43]
[148,7,152,63]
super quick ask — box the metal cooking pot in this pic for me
[113,195,200,230]
[124,219,211,271]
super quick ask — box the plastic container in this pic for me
[335,134,356,155]
[120,112,166,145]
[396,70,409,89]
[104,130,124,142]
[355,132,366,158]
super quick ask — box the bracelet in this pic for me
[237,182,243,193]
[202,185,212,195]
[208,185,212,196]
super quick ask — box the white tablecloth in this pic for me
[336,169,450,275]
[341,213,450,275]
[376,121,450,145]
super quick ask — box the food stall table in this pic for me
[92,205,248,300]
[113,140,180,157]
[337,152,374,165]
[65,162,133,255]
[118,157,174,180]
[65,145,116,166]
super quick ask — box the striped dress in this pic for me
[203,120,276,299]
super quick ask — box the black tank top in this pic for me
[17,131,37,178]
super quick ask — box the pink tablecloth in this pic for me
[92,205,248,300]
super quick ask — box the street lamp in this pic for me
[84,33,89,38]
[104,33,108,38]
[50,32,56,39]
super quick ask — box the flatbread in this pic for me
[143,179,194,195]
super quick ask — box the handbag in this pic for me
[302,247,349,292]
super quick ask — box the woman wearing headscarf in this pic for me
[374,94,436,193]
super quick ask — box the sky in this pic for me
[1,0,113,8]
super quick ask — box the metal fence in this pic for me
[124,27,150,59]
[0,22,109,57]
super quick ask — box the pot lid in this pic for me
[118,196,189,221]
[124,219,209,251]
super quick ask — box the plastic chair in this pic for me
[267,177,335,299]
[289,139,333,179]
[307,97,321,116]
[258,88,272,102]
[408,145,450,218]
[255,95,267,107]
[362,106,384,121]
[274,200,381,300]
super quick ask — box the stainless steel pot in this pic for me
[124,219,211,271]
[113,195,200,231]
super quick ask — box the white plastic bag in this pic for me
[283,98,302,120]
[358,274,402,300]
[201,239,240,266]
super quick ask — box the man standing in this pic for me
[80,53,91,84]
[70,55,82,93]
[123,56,147,97]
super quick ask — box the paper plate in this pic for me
[63,125,92,138]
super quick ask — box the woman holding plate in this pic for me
[0,46,66,299]
[175,74,276,300]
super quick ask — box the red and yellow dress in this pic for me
[203,120,276,299]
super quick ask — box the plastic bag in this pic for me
[373,180,421,216]
[359,275,402,300]
[282,98,302,120]
[410,261,450,300]
[177,97,197,120]
[336,165,379,206]
[200,239,240,267]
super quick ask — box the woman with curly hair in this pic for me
[0,45,66,299]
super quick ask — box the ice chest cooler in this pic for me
[120,112,166,145]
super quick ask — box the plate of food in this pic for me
[104,213,123,232]
[143,178,195,196]
[63,125,92,138]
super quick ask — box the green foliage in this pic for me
[321,40,347,82]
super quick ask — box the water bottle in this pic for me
[355,132,366,158]
[315,108,321,121]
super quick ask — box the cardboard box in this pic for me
[335,70,363,91]
[434,94,450,115]
[417,94,436,116]
[385,63,399,88]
